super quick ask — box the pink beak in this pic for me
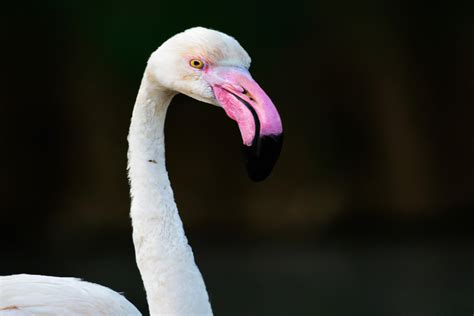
[204,67,283,181]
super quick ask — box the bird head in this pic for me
[147,27,283,181]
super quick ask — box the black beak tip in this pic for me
[243,133,284,182]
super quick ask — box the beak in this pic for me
[204,67,283,181]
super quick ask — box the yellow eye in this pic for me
[189,59,205,69]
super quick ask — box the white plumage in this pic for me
[1,27,274,316]
[0,274,140,315]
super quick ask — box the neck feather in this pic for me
[127,69,212,316]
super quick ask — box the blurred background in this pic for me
[2,0,474,315]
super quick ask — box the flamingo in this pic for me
[0,27,283,316]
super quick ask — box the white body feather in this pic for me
[0,274,140,316]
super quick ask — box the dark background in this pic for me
[2,1,474,315]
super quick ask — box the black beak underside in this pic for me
[243,133,283,181]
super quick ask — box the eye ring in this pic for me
[189,59,205,69]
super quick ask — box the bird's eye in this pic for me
[189,59,205,69]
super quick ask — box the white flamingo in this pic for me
[0,27,283,316]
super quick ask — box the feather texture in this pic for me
[0,274,140,316]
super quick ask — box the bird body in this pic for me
[1,27,283,315]
[0,274,140,315]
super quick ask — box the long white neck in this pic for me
[127,69,212,316]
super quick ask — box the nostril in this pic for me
[242,88,255,102]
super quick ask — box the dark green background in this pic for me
[2,1,474,315]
